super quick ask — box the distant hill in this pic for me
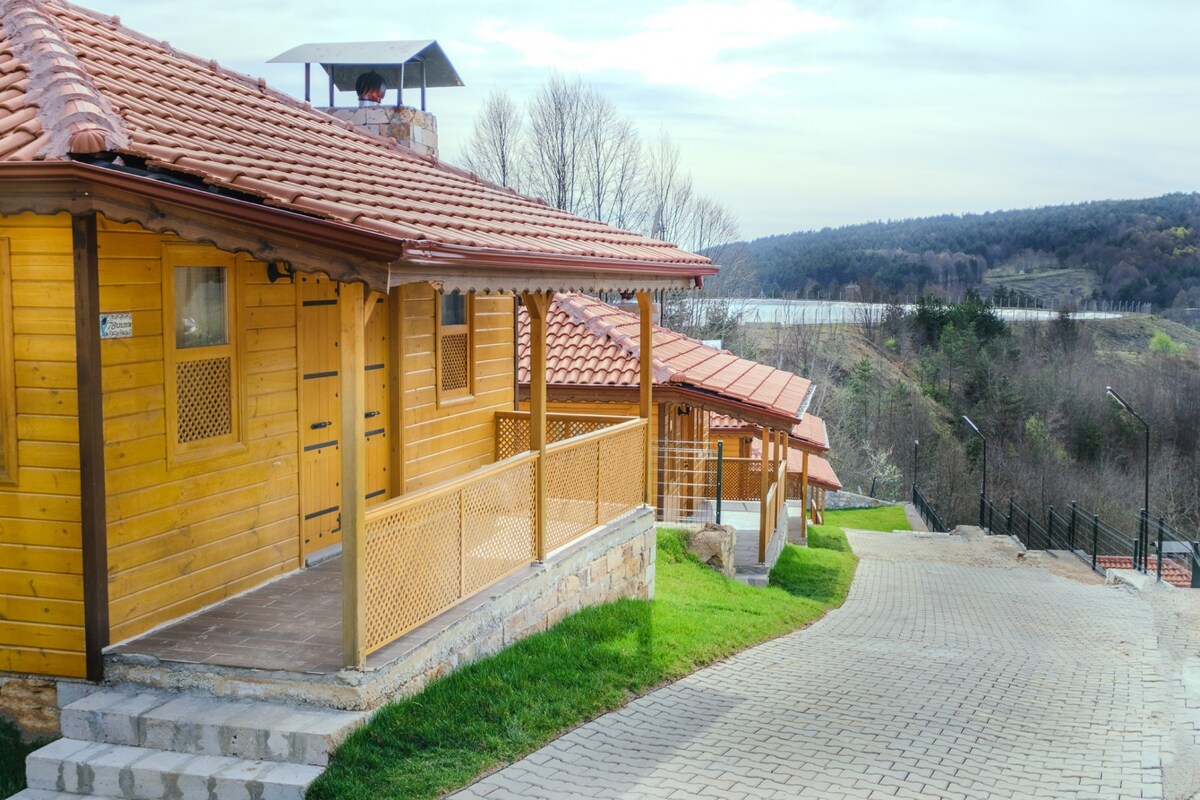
[733,193,1200,311]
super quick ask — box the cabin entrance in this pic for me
[297,276,392,560]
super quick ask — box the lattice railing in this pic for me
[701,457,781,502]
[361,452,537,657]
[495,411,633,460]
[544,418,646,553]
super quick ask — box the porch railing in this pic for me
[545,419,646,553]
[495,411,631,460]
[355,417,648,662]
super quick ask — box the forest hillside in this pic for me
[738,299,1200,535]
[729,193,1200,317]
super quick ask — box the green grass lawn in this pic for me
[308,528,858,800]
[821,505,911,533]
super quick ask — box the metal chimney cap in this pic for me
[269,40,464,90]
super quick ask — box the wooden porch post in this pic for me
[759,426,770,564]
[522,292,549,561]
[341,282,367,668]
[777,428,787,522]
[800,450,811,539]
[72,212,108,683]
[637,291,654,506]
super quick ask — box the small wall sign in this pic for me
[99,312,133,339]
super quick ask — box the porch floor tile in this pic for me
[109,559,345,674]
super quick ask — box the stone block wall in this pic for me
[825,490,888,510]
[0,676,60,739]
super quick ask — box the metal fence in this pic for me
[912,483,949,532]
[978,495,1196,587]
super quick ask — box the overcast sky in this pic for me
[91,0,1200,240]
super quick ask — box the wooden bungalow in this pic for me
[516,293,829,568]
[0,0,717,686]
[709,414,842,525]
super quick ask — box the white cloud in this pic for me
[475,0,846,96]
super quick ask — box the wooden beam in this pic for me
[340,282,367,668]
[388,287,404,496]
[637,291,654,505]
[73,211,108,684]
[759,426,770,564]
[363,289,386,326]
[800,450,811,540]
[522,292,550,561]
[777,428,787,524]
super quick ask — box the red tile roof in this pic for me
[0,0,716,286]
[519,294,813,424]
[709,412,829,453]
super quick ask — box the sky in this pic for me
[85,0,1200,240]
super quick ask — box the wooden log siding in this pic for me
[0,212,87,678]
[397,284,515,493]
[97,219,301,644]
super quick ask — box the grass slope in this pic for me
[308,528,858,800]
[1,718,49,799]
[822,505,911,533]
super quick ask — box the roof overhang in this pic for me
[518,382,802,432]
[397,241,715,294]
[0,162,715,294]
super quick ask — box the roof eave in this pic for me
[396,241,717,294]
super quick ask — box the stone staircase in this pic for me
[11,688,368,800]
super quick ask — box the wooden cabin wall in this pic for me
[0,212,86,678]
[398,283,514,491]
[97,219,301,645]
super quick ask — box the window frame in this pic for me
[162,244,244,465]
[435,289,474,406]
[0,239,15,485]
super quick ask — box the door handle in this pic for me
[311,421,332,429]
[365,410,381,418]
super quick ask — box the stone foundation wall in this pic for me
[105,507,656,710]
[826,490,888,510]
[0,676,61,739]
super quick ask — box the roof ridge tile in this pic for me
[2,0,127,157]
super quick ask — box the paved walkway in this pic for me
[453,529,1192,800]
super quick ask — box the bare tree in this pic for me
[642,130,695,245]
[525,73,587,213]
[607,120,643,230]
[461,89,523,190]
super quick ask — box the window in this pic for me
[437,290,473,401]
[0,239,14,484]
[164,245,241,461]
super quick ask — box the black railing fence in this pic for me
[912,483,950,533]
[975,494,1195,587]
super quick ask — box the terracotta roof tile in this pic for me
[0,0,716,278]
[710,412,830,453]
[519,294,813,421]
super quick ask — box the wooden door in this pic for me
[298,280,394,560]
[299,275,342,558]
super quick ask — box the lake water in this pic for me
[703,299,1125,326]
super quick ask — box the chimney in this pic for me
[615,293,662,325]
[269,40,463,158]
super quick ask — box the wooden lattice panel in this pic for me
[597,424,645,522]
[463,458,536,596]
[495,416,530,460]
[545,440,601,552]
[440,330,469,393]
[362,454,539,656]
[364,492,461,651]
[176,357,232,443]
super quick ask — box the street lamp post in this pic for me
[961,416,986,528]
[1106,386,1150,571]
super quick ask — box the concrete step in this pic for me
[734,571,770,588]
[60,689,366,766]
[26,737,323,799]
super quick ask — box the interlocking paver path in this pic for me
[453,529,1188,800]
